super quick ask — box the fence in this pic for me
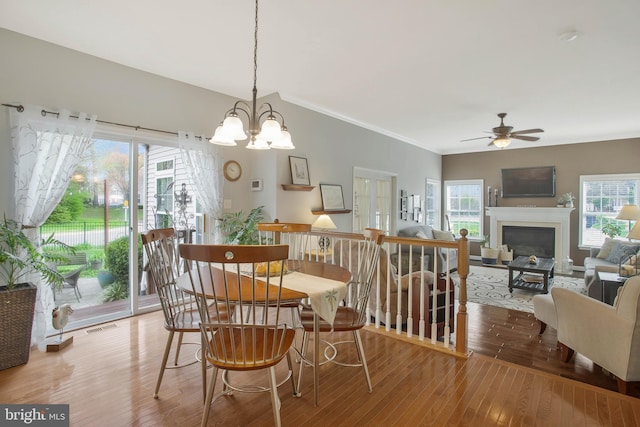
[39,221,145,247]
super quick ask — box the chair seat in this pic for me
[206,327,296,370]
[300,306,362,332]
[166,304,232,332]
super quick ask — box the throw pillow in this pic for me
[605,243,640,264]
[416,230,429,240]
[596,238,618,259]
[432,229,455,241]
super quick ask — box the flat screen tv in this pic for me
[501,166,556,198]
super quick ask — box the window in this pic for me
[444,179,483,238]
[425,179,441,230]
[579,173,640,247]
[156,160,174,171]
[155,177,174,228]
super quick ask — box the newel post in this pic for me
[456,229,469,355]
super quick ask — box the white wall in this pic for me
[0,29,441,233]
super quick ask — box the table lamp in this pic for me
[312,214,337,251]
[629,220,640,241]
[616,204,640,240]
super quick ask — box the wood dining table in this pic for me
[177,259,352,406]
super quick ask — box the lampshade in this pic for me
[269,128,295,149]
[221,114,247,140]
[312,214,337,230]
[493,137,511,148]
[210,125,237,146]
[616,204,640,221]
[629,221,640,241]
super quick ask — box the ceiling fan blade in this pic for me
[511,134,540,141]
[461,136,492,142]
[511,128,544,135]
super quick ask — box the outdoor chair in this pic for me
[60,267,83,302]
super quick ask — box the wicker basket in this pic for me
[0,283,37,370]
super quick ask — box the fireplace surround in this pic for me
[486,207,574,273]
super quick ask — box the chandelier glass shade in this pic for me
[210,0,294,150]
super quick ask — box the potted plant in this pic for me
[557,192,575,208]
[479,235,500,265]
[217,206,265,245]
[89,252,104,270]
[0,216,73,370]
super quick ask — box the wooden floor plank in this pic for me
[2,306,640,425]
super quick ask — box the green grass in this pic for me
[81,206,143,222]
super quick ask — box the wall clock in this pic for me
[223,160,242,182]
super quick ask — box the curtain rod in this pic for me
[2,103,206,141]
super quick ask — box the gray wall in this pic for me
[0,29,440,233]
[442,138,640,265]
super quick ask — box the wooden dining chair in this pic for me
[178,243,297,427]
[257,222,312,260]
[296,228,385,397]
[141,228,229,401]
[257,222,312,326]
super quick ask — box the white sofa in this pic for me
[553,275,640,394]
[394,225,460,275]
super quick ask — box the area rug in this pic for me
[452,265,586,313]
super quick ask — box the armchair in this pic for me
[553,275,640,394]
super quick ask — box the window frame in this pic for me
[425,178,441,230]
[579,173,640,248]
[444,179,484,239]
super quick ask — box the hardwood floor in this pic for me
[1,307,639,426]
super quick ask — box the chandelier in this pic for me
[210,0,294,150]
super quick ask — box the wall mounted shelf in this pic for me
[281,184,315,191]
[311,209,352,215]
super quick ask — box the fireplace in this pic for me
[502,225,555,258]
[485,207,574,272]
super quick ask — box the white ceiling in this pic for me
[2,0,640,155]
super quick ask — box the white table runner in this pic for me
[280,271,347,325]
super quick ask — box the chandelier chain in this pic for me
[253,0,258,90]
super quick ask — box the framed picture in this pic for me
[289,156,310,186]
[320,184,345,210]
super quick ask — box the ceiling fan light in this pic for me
[493,137,511,148]
[222,114,248,140]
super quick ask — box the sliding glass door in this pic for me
[44,130,206,331]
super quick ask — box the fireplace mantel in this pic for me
[486,207,574,271]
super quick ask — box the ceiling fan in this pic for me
[461,113,544,148]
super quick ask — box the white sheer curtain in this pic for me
[178,131,223,243]
[10,104,96,349]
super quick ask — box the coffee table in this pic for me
[508,256,555,294]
